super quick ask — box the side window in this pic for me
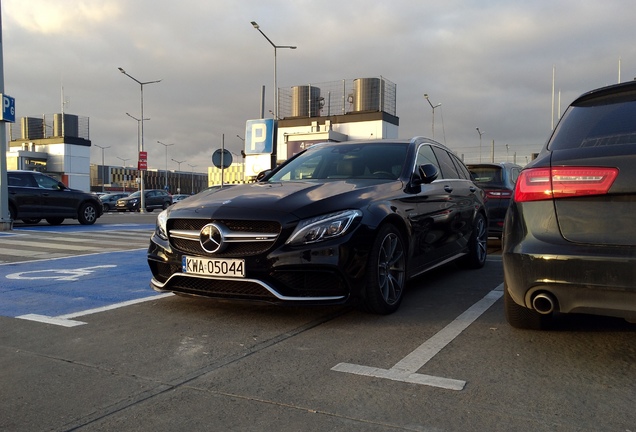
[450,154,471,180]
[34,174,59,189]
[432,147,460,179]
[415,144,439,168]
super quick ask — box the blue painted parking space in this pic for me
[0,249,161,320]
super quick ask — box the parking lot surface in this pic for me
[1,216,635,431]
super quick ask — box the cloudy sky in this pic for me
[2,0,635,172]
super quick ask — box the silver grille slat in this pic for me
[169,229,277,243]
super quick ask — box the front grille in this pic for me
[168,218,281,257]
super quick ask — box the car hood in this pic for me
[167,180,403,222]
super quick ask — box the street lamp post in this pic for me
[251,21,296,119]
[157,141,174,191]
[424,94,441,139]
[188,163,197,194]
[172,159,185,193]
[476,127,485,163]
[118,67,161,212]
[126,112,149,153]
[94,144,110,193]
[116,157,130,192]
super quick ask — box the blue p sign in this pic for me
[245,119,275,154]
[1,94,15,123]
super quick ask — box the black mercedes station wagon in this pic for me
[148,137,488,314]
[503,80,636,329]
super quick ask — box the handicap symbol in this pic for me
[6,265,117,281]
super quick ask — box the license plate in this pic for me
[182,256,245,278]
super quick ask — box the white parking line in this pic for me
[17,293,174,327]
[332,284,503,390]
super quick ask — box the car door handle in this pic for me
[444,185,453,193]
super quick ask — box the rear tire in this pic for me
[363,224,406,315]
[504,283,552,330]
[46,217,64,225]
[458,212,488,269]
[21,218,42,224]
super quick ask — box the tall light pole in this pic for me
[157,141,174,191]
[188,163,197,194]
[116,157,130,193]
[94,144,110,192]
[251,21,296,119]
[424,94,441,139]
[476,127,485,163]
[118,67,161,212]
[172,158,185,193]
[126,112,149,154]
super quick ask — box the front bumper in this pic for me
[147,226,373,306]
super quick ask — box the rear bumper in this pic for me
[503,203,636,321]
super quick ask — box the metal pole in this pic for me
[95,144,110,192]
[476,128,485,163]
[119,68,161,212]
[157,141,174,191]
[0,3,11,230]
[172,158,185,193]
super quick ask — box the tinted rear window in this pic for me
[549,99,636,150]
[469,166,503,185]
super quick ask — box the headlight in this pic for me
[155,209,168,241]
[286,210,362,246]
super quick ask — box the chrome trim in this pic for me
[151,273,346,302]
[169,229,277,243]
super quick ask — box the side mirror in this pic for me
[256,170,271,182]
[414,163,439,185]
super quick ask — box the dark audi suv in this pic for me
[503,80,636,329]
[7,170,102,225]
[148,137,488,314]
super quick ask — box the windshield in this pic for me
[128,191,141,198]
[268,143,408,182]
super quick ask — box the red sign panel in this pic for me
[138,160,147,171]
[139,151,148,161]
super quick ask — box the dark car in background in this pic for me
[503,80,636,330]
[148,137,488,315]
[99,192,129,211]
[468,162,521,238]
[115,189,172,212]
[7,170,102,225]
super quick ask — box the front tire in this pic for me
[363,224,406,315]
[78,202,98,225]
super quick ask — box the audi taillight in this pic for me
[514,167,618,202]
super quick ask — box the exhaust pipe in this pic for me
[532,293,556,315]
